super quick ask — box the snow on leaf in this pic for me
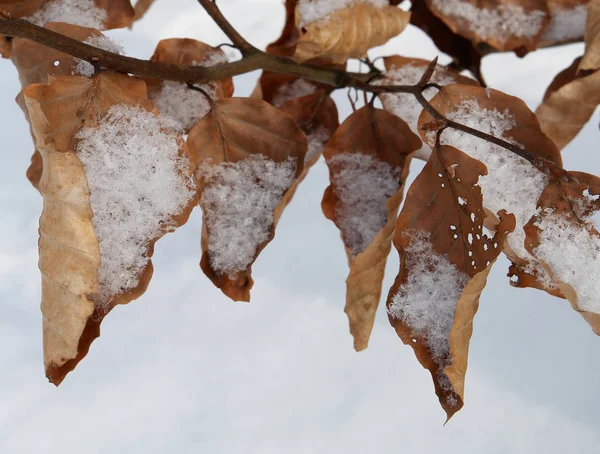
[540,0,589,45]
[187,97,307,302]
[146,38,233,132]
[525,171,600,334]
[426,0,549,51]
[23,71,195,385]
[387,141,515,420]
[322,104,421,351]
[418,84,563,297]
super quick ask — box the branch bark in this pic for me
[0,4,567,178]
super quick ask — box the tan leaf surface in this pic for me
[536,60,600,149]
[23,71,195,384]
[580,0,600,72]
[524,171,600,334]
[426,0,550,52]
[418,84,563,297]
[386,142,515,419]
[132,0,155,22]
[0,0,134,57]
[146,38,233,132]
[187,97,307,301]
[321,105,421,351]
[294,3,410,64]
[11,22,102,190]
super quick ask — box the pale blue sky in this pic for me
[0,1,599,452]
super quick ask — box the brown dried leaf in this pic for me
[321,105,421,351]
[23,71,195,384]
[187,97,307,301]
[146,38,233,132]
[0,0,134,57]
[409,0,485,83]
[386,142,515,419]
[536,62,600,150]
[524,171,600,334]
[132,0,155,22]
[580,0,600,72]
[425,0,550,52]
[539,0,590,47]
[294,3,411,64]
[418,84,563,296]
[11,22,102,190]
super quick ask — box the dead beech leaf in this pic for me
[187,97,307,302]
[147,38,233,132]
[11,22,103,190]
[425,0,550,52]
[409,0,485,83]
[580,0,600,72]
[0,0,134,57]
[132,0,155,22]
[321,105,421,351]
[418,84,563,297]
[23,71,196,384]
[386,142,515,419]
[536,60,600,150]
[294,3,411,64]
[379,55,478,160]
[524,171,600,334]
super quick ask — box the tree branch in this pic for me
[0,5,566,178]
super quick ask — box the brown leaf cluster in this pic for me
[419,84,563,296]
[322,105,421,351]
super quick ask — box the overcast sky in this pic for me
[1,1,599,452]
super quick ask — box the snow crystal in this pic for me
[439,98,555,289]
[379,63,459,160]
[26,0,108,29]
[297,0,388,27]
[272,79,316,108]
[431,0,546,44]
[199,155,297,278]
[534,211,600,314]
[305,126,330,164]
[388,231,469,364]
[329,153,401,255]
[541,4,587,42]
[150,51,228,130]
[76,104,195,303]
[74,34,124,77]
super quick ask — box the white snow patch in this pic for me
[541,4,587,42]
[439,98,556,290]
[431,0,546,45]
[74,34,124,77]
[388,231,469,364]
[297,0,388,27]
[272,79,316,108]
[76,104,195,303]
[26,0,108,28]
[199,155,297,277]
[305,126,331,164]
[329,153,401,255]
[379,63,461,160]
[150,51,228,131]
[533,210,600,315]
